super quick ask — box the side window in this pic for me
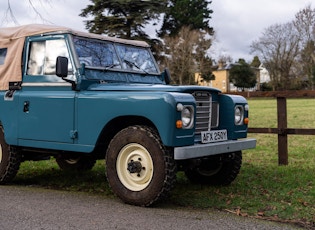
[27,39,72,75]
[0,48,7,65]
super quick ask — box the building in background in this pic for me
[195,62,269,92]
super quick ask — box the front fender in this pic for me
[219,94,248,139]
[76,91,196,148]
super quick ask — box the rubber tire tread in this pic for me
[0,127,21,184]
[185,151,242,186]
[106,125,176,207]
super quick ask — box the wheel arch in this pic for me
[0,123,8,143]
[0,122,18,146]
[93,115,158,158]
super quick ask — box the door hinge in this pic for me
[70,130,78,139]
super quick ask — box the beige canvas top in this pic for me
[0,24,149,91]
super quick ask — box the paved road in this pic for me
[0,186,301,230]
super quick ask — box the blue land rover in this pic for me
[0,24,256,206]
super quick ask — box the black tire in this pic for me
[106,125,176,206]
[185,151,242,186]
[0,127,21,184]
[56,156,96,171]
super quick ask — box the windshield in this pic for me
[73,36,159,74]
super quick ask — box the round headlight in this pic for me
[182,106,194,128]
[235,106,244,125]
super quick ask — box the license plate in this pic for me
[201,130,228,143]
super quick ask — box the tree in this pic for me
[80,0,166,40]
[294,5,315,43]
[157,0,214,85]
[197,56,214,82]
[250,56,261,68]
[194,31,214,82]
[251,22,301,90]
[229,59,257,91]
[293,5,315,89]
[216,55,233,66]
[161,27,213,85]
[162,27,198,85]
[158,0,214,37]
[250,5,315,91]
[298,40,315,89]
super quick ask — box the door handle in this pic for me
[23,101,30,112]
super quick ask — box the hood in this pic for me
[86,83,222,94]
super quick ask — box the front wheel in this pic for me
[185,151,242,185]
[0,127,21,184]
[106,126,176,206]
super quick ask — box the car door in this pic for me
[18,36,75,144]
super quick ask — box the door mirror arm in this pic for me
[56,56,76,90]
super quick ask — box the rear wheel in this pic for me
[0,127,21,184]
[56,156,96,171]
[185,151,242,185]
[106,126,176,206]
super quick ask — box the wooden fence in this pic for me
[229,91,315,165]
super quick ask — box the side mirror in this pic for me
[56,56,68,78]
[164,68,171,85]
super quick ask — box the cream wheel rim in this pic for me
[64,158,80,165]
[116,143,153,191]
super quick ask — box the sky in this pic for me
[210,0,313,62]
[0,0,313,62]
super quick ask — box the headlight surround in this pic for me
[177,103,194,129]
[234,105,244,125]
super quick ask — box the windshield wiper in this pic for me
[104,63,121,71]
[123,59,148,74]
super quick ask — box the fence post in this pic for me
[277,97,288,165]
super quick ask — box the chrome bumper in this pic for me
[174,138,256,160]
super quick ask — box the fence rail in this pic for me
[246,96,315,165]
[248,127,315,135]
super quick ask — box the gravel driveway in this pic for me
[0,186,301,230]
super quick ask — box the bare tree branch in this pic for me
[28,0,45,21]
[2,0,52,25]
[3,0,19,24]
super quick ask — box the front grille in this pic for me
[193,91,219,135]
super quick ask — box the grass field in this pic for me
[14,98,315,228]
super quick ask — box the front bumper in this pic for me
[174,138,256,160]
